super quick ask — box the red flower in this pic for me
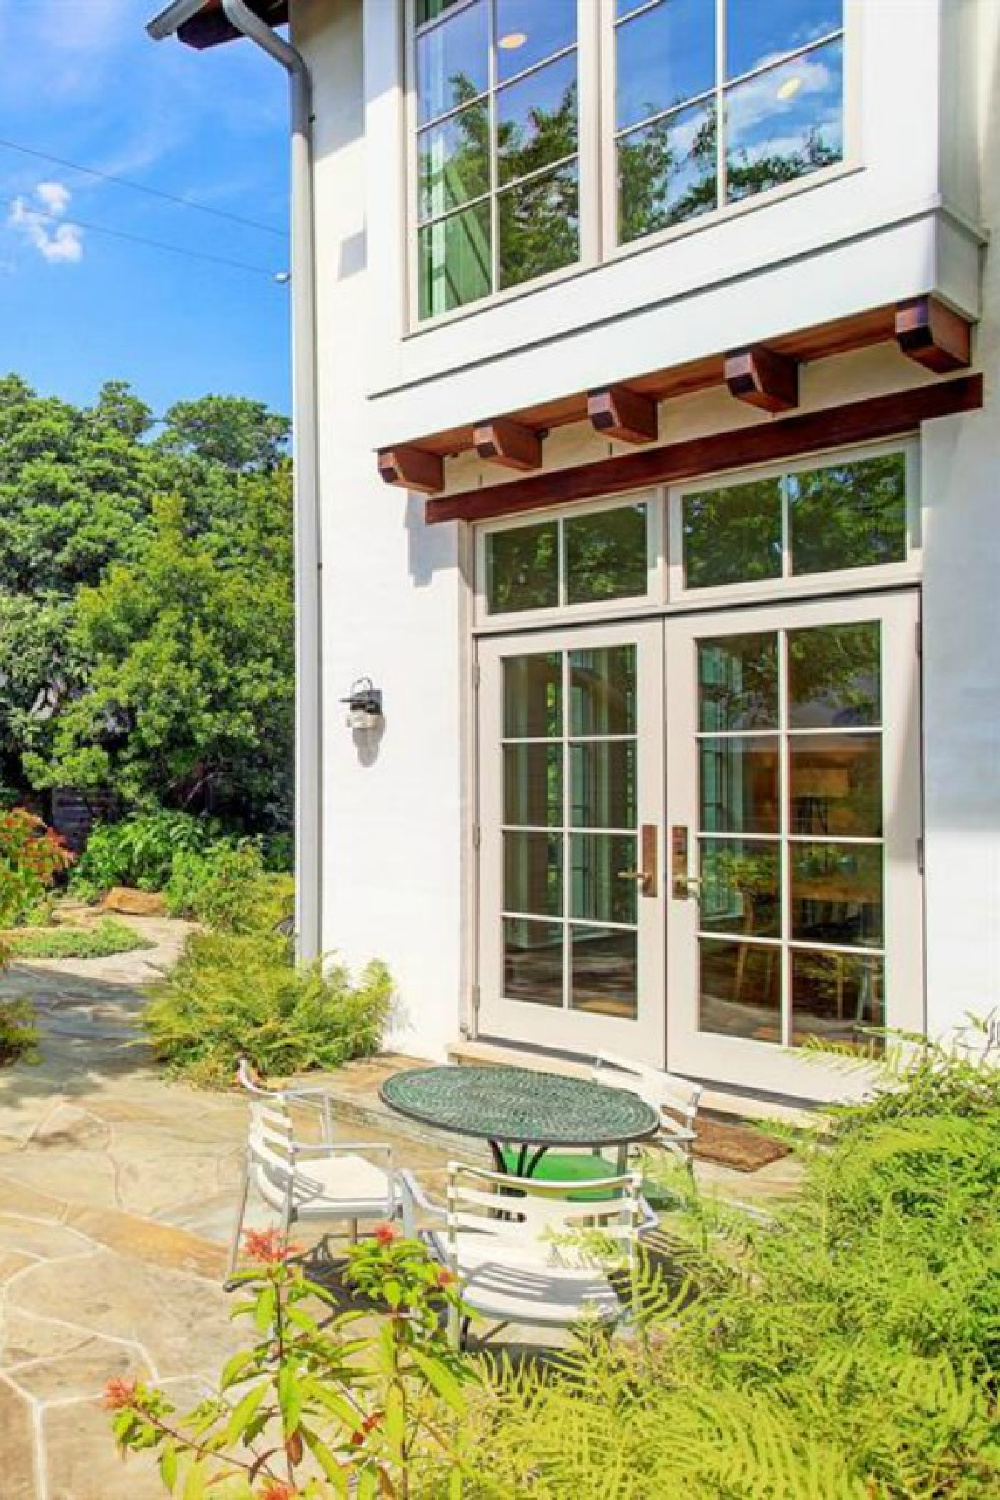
[242,1228,301,1264]
[102,1377,139,1411]
[436,1269,456,1288]
[374,1223,396,1246]
[259,1484,298,1500]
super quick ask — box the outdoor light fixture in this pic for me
[341,677,383,731]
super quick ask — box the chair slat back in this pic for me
[591,1051,702,1133]
[445,1163,640,1258]
[247,1099,295,1179]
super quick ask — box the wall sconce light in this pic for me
[341,676,383,731]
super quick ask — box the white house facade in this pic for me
[152,0,999,1107]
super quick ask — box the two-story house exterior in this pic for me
[150,0,999,1105]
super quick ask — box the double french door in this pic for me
[477,591,923,1101]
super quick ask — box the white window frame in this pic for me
[405,0,862,332]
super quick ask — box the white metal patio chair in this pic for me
[227,1094,398,1283]
[590,1051,703,1167]
[400,1161,652,1347]
[236,1056,336,1141]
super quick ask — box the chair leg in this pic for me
[447,1303,461,1350]
[226,1162,251,1286]
[348,1218,358,1245]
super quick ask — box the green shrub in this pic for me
[9,918,155,961]
[0,997,39,1066]
[165,842,293,932]
[69,810,217,898]
[142,930,391,1087]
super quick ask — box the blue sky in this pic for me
[0,0,291,419]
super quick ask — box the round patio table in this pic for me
[380,1065,659,1177]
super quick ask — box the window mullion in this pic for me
[488,1,498,294]
[716,0,726,210]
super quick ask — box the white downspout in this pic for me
[218,0,322,962]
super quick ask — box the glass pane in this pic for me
[571,834,638,924]
[699,737,779,834]
[788,622,880,728]
[504,917,563,1007]
[418,203,491,319]
[504,743,562,827]
[618,101,717,243]
[700,839,780,938]
[615,0,716,131]
[571,645,636,735]
[683,477,783,589]
[496,0,577,83]
[497,53,577,186]
[565,504,648,604]
[417,103,489,220]
[698,634,779,732]
[486,521,558,614]
[418,0,467,23]
[791,950,884,1052]
[791,843,883,948]
[789,734,882,838]
[497,162,579,290]
[504,830,562,917]
[725,41,843,204]
[727,0,842,80]
[417,0,488,124]
[571,742,637,829]
[790,454,907,575]
[698,937,781,1041]
[503,652,561,738]
[570,926,637,1017]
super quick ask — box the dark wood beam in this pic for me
[377,445,444,495]
[473,417,542,472]
[426,375,982,525]
[724,347,799,413]
[895,296,972,372]
[587,385,658,444]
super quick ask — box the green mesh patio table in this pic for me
[380,1065,659,1177]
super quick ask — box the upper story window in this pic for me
[411,0,847,323]
[416,0,580,320]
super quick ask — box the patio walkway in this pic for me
[0,920,802,1498]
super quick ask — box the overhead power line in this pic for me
[0,134,288,239]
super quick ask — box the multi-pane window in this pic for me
[615,0,844,244]
[415,0,580,319]
[484,502,650,614]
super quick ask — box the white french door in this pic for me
[477,620,666,1063]
[665,590,924,1099]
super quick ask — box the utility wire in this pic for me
[0,134,288,239]
[1,194,284,280]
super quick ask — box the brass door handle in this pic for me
[617,869,646,881]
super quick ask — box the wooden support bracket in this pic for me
[587,385,659,444]
[724,347,799,413]
[895,295,972,373]
[473,417,542,472]
[377,445,444,495]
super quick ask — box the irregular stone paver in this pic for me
[0,1375,38,1498]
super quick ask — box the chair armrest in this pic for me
[398,1169,446,1238]
[657,1121,696,1142]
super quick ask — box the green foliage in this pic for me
[8,918,154,961]
[142,933,391,1087]
[69,811,216,898]
[165,842,293,933]
[107,1228,475,1499]
[0,807,74,927]
[0,995,37,1067]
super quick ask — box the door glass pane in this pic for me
[418,203,491,318]
[564,504,648,604]
[504,917,562,1006]
[698,937,781,1041]
[571,834,638,924]
[791,843,883,948]
[503,653,561,737]
[417,0,488,124]
[504,831,562,917]
[487,521,558,614]
[496,0,577,83]
[418,104,490,219]
[497,162,580,290]
[727,0,842,80]
[788,622,880,728]
[570,926,637,1017]
[789,734,882,837]
[571,742,636,828]
[725,40,843,204]
[571,645,636,735]
[791,950,884,1052]
[699,634,779,731]
[790,454,907,575]
[504,743,562,827]
[699,736,779,833]
[700,839,780,938]
[683,477,782,589]
[615,0,716,131]
[618,100,717,243]
[497,54,577,186]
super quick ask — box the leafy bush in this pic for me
[0,808,74,927]
[142,931,391,1086]
[9,918,154,961]
[70,810,216,898]
[0,997,37,1066]
[165,841,293,932]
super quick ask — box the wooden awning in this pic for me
[377,296,978,520]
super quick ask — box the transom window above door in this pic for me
[410,0,847,323]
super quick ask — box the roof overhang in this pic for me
[147,0,288,48]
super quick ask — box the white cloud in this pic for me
[8,181,83,264]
